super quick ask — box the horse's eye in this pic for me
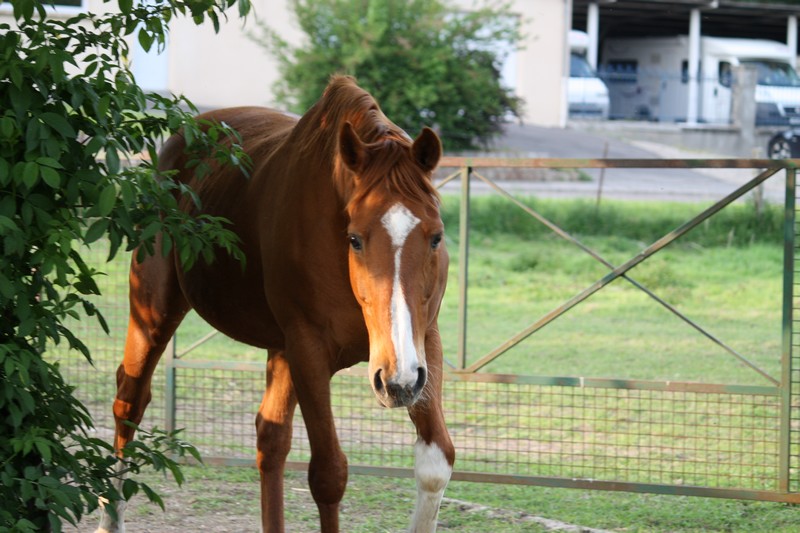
[431,233,443,249]
[348,234,363,251]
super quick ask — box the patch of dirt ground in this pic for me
[68,467,610,532]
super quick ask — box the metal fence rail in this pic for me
[58,157,800,503]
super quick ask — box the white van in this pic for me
[601,35,800,125]
[568,30,610,120]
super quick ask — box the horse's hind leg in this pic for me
[256,349,298,533]
[112,250,189,450]
[96,244,189,533]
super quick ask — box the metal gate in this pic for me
[60,157,800,503]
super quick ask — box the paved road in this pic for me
[437,123,784,203]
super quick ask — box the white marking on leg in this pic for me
[95,460,127,533]
[410,440,452,533]
[381,203,423,383]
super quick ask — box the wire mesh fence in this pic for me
[55,158,800,503]
[167,366,783,494]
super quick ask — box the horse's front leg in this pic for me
[256,349,298,533]
[286,331,348,533]
[407,327,455,533]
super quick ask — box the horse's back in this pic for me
[159,106,296,205]
[153,107,296,349]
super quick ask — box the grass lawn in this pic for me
[59,195,799,531]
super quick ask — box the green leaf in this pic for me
[0,272,14,299]
[140,220,161,242]
[40,166,60,188]
[0,215,16,233]
[97,94,111,120]
[239,0,252,18]
[82,300,109,334]
[40,112,76,139]
[138,29,154,53]
[97,184,117,216]
[0,116,15,138]
[84,219,109,244]
[140,483,165,510]
[36,156,63,169]
[106,147,120,175]
[119,179,136,208]
[185,443,203,464]
[33,441,52,463]
[25,117,40,151]
[119,0,133,14]
[8,402,22,427]
[183,124,195,146]
[48,50,66,84]
[161,232,173,256]
[74,273,100,296]
[8,63,22,88]
[210,11,220,33]
[22,161,39,188]
[178,242,193,270]
[0,158,9,185]
[0,195,14,218]
[10,84,32,120]
[122,478,137,500]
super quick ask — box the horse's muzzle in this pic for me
[372,366,426,408]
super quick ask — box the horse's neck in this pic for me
[282,114,358,207]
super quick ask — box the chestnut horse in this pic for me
[96,76,454,533]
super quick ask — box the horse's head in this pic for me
[339,122,448,408]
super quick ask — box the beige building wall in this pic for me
[509,0,571,127]
[167,0,570,126]
[167,0,301,110]
[1,0,571,128]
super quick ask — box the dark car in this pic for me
[767,129,800,159]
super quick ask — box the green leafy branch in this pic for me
[0,1,252,531]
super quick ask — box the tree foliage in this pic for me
[0,0,249,530]
[254,0,523,151]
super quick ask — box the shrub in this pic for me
[0,1,249,530]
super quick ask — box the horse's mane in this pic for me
[294,76,439,211]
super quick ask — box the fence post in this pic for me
[779,167,796,493]
[164,335,177,434]
[456,165,471,370]
[732,65,757,146]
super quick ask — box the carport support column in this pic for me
[686,8,701,125]
[586,2,600,70]
[788,16,798,66]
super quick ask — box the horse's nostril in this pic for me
[414,366,427,395]
[373,368,384,392]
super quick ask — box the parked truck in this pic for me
[600,35,800,125]
[568,30,610,120]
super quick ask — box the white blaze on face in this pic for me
[381,203,422,383]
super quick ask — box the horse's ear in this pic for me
[412,127,442,173]
[339,122,365,173]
